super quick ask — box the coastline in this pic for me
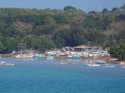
[1,53,125,65]
[0,53,15,58]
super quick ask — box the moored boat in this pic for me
[120,62,125,65]
[60,62,73,65]
[47,56,54,60]
[68,55,81,59]
[96,60,106,64]
[86,63,100,67]
[0,61,15,66]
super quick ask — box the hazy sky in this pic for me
[0,0,125,12]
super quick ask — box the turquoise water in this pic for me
[0,58,125,93]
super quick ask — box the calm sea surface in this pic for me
[0,58,125,93]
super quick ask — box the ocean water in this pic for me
[0,58,125,93]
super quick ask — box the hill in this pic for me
[0,5,125,53]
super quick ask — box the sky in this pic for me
[0,0,125,12]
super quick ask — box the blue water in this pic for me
[0,58,125,93]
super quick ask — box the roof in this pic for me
[74,45,90,49]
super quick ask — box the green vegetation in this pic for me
[0,4,125,60]
[109,43,125,61]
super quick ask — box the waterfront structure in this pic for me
[45,45,110,59]
[14,45,110,59]
[74,45,90,52]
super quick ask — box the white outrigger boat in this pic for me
[86,63,100,67]
[84,60,100,67]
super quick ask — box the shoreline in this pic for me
[0,53,125,65]
[0,53,15,58]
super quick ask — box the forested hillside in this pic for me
[0,5,125,53]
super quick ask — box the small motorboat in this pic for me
[60,62,73,65]
[87,64,100,67]
[104,65,115,68]
[84,63,100,67]
[96,60,106,64]
[0,61,15,66]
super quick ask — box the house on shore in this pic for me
[74,45,90,52]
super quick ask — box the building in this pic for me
[74,45,90,52]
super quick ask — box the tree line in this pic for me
[0,5,125,60]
